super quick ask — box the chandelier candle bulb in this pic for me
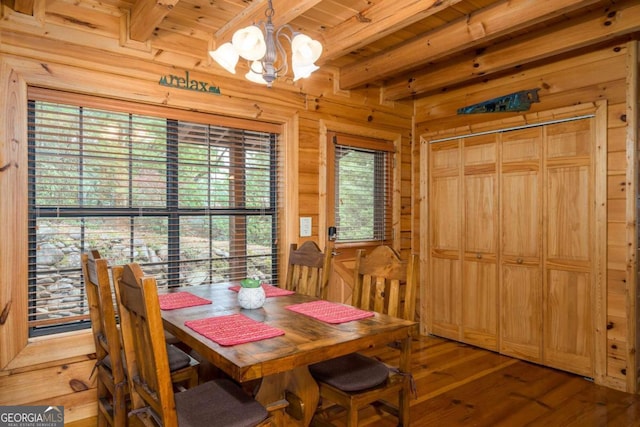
[209,43,238,74]
[232,26,266,60]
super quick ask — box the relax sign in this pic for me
[159,71,221,95]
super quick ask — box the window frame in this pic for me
[328,131,394,245]
[319,121,402,255]
[0,58,297,371]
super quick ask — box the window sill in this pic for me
[4,329,95,371]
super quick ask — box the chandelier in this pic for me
[209,0,322,88]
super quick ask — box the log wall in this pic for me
[0,2,638,423]
[0,5,413,423]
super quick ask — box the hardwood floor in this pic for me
[68,334,640,426]
[338,335,640,426]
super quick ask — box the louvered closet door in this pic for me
[543,119,594,377]
[429,141,462,340]
[499,128,543,362]
[461,135,498,350]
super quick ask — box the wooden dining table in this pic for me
[160,283,417,426]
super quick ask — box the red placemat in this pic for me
[185,314,285,346]
[228,284,295,297]
[285,300,374,324]
[158,292,212,310]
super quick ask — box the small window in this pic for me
[329,132,393,244]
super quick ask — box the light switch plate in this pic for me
[300,217,312,237]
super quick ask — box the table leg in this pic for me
[399,335,413,426]
[255,366,320,427]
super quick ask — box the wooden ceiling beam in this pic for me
[383,0,640,101]
[213,0,322,47]
[339,0,605,90]
[0,0,35,16]
[319,0,464,62]
[129,0,180,42]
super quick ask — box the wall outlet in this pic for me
[300,217,312,237]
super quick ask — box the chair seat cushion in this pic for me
[101,353,114,371]
[102,344,190,373]
[309,352,389,392]
[166,344,191,371]
[175,378,268,427]
[101,353,125,376]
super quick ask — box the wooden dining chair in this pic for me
[82,250,129,427]
[283,241,332,299]
[81,251,199,426]
[112,262,271,427]
[308,245,418,427]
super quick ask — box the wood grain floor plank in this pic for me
[340,335,640,426]
[70,335,640,426]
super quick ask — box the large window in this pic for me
[330,132,393,244]
[28,89,281,336]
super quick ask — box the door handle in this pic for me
[328,226,337,241]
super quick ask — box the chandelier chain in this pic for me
[265,0,275,19]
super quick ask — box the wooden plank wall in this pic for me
[414,41,639,393]
[0,3,637,424]
[0,5,413,424]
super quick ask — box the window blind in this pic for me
[332,133,393,243]
[27,89,282,336]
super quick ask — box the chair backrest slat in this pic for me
[352,246,418,321]
[387,279,400,318]
[284,241,332,299]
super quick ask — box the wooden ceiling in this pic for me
[4,0,640,100]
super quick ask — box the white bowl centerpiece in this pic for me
[237,278,266,309]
